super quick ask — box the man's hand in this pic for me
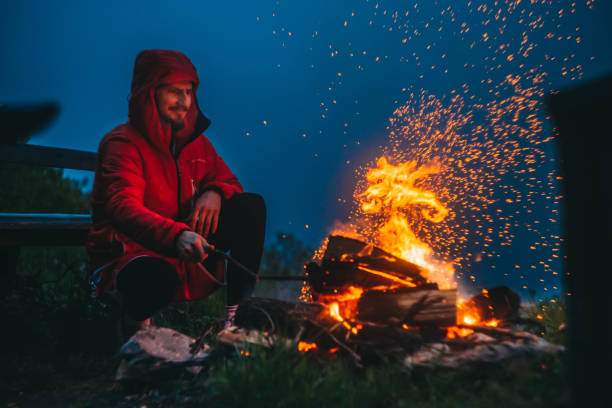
[189,190,222,237]
[176,230,213,263]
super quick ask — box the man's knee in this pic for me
[229,192,266,219]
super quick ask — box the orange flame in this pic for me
[319,285,364,303]
[357,157,456,289]
[456,297,501,327]
[329,302,343,321]
[318,286,364,333]
[356,265,416,287]
[360,157,448,223]
[485,319,500,327]
[446,326,475,339]
[318,286,364,321]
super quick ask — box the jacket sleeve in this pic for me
[100,137,190,256]
[201,138,244,200]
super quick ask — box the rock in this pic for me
[115,326,211,381]
[404,328,564,369]
[404,343,450,367]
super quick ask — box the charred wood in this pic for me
[466,286,520,321]
[307,235,429,295]
[358,288,457,327]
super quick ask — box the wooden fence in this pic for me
[0,142,96,293]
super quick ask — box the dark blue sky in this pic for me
[2,1,611,297]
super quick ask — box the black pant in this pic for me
[117,192,266,320]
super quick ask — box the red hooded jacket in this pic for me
[87,49,243,301]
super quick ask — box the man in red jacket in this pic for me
[87,49,266,338]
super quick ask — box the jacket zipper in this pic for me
[171,131,201,221]
[175,157,181,219]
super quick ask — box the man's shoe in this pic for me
[224,304,238,330]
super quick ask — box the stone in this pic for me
[115,326,211,381]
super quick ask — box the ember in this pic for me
[298,341,318,352]
[446,326,474,339]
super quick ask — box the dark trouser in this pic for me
[116,192,266,321]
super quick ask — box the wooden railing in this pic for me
[0,143,97,171]
[0,143,96,243]
[0,213,92,246]
[0,142,96,293]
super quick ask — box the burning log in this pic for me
[306,235,429,295]
[465,286,520,322]
[304,235,457,327]
[357,287,457,327]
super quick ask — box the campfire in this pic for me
[115,200,557,378]
[215,156,563,368]
[296,155,504,342]
[208,233,562,369]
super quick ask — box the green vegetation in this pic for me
[202,345,568,408]
[1,161,114,398]
[0,163,90,213]
[524,296,567,345]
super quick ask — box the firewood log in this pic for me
[466,286,520,321]
[357,287,457,327]
[307,235,429,295]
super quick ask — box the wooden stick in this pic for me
[258,275,309,281]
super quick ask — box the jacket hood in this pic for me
[128,49,211,153]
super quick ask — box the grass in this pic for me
[5,346,569,408]
[154,290,227,337]
[200,346,568,408]
[523,296,567,345]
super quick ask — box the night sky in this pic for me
[2,0,611,298]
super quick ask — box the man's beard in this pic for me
[160,112,185,131]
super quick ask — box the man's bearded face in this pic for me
[155,81,193,130]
